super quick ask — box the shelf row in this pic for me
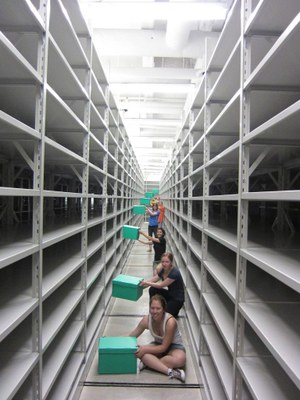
[0,217,140,400]
[0,207,143,266]
[160,1,300,399]
[0,1,145,399]
[0,0,143,190]
[0,104,140,190]
[172,204,300,289]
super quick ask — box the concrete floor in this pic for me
[79,225,205,400]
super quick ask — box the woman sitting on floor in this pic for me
[129,294,186,382]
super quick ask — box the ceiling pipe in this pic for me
[166,19,195,50]
[165,0,196,51]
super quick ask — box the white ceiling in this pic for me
[79,0,233,181]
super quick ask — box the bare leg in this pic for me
[141,349,186,375]
[159,349,186,369]
[141,354,169,375]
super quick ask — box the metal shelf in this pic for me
[0,1,144,398]
[0,295,38,342]
[207,0,241,71]
[202,324,233,399]
[245,0,300,37]
[200,356,227,400]
[240,302,300,388]
[204,256,236,302]
[42,288,84,349]
[0,351,39,400]
[241,247,300,293]
[238,356,299,400]
[207,40,241,105]
[246,14,300,88]
[42,254,84,299]
[42,321,84,399]
[160,1,300,398]
[203,293,235,352]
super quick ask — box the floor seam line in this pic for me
[83,381,204,389]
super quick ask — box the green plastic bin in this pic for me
[139,197,151,205]
[112,274,143,301]
[98,336,137,374]
[122,225,140,240]
[133,205,145,215]
[145,191,153,198]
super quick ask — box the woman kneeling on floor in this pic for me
[128,294,186,382]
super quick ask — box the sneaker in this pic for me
[139,360,147,371]
[168,368,185,382]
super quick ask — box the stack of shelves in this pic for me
[160,0,300,399]
[0,1,143,399]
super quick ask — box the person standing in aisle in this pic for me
[138,227,166,271]
[157,201,165,227]
[128,294,186,382]
[146,203,160,252]
[140,252,185,318]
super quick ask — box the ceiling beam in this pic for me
[111,83,194,95]
[107,67,199,82]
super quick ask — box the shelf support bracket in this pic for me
[70,165,83,184]
[209,168,221,186]
[248,148,270,176]
[95,176,103,189]
[13,141,34,170]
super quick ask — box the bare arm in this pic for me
[141,265,175,288]
[147,209,160,217]
[138,239,151,245]
[128,316,148,338]
[139,230,159,243]
[140,274,160,287]
[153,262,162,276]
[144,276,175,289]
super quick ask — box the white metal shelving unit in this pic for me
[160,0,300,399]
[0,1,143,399]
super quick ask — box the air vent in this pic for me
[154,57,196,68]
[153,141,173,149]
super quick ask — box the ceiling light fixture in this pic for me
[111,83,194,94]
[79,1,227,28]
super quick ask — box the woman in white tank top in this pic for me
[129,294,186,382]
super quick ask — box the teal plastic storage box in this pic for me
[152,188,159,194]
[112,274,143,301]
[133,205,145,215]
[98,336,137,374]
[140,197,151,205]
[122,225,140,240]
[145,191,153,198]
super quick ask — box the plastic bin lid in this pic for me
[123,225,140,230]
[112,274,142,287]
[99,336,137,353]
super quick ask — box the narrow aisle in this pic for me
[79,224,204,400]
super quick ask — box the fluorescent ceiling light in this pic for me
[80,2,227,28]
[125,118,181,127]
[111,83,193,94]
[134,148,171,154]
[128,135,175,142]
